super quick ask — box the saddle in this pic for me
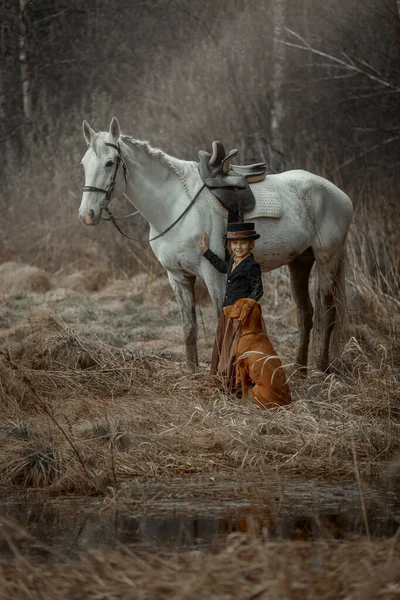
[198,141,267,221]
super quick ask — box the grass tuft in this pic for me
[3,440,66,488]
[6,420,32,439]
[91,419,131,451]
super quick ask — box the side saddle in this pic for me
[198,141,267,222]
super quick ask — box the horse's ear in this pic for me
[109,116,121,143]
[82,120,95,145]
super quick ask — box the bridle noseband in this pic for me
[82,142,127,209]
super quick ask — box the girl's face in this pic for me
[230,239,254,258]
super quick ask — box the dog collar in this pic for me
[239,330,266,338]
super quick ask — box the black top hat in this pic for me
[224,222,260,240]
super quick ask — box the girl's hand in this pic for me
[198,232,209,253]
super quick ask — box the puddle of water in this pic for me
[0,479,398,562]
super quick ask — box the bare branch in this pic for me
[335,135,400,171]
[278,28,400,93]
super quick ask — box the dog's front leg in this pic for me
[238,361,251,400]
[235,363,241,390]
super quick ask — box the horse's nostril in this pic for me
[80,209,96,226]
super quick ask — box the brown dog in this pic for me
[224,298,291,409]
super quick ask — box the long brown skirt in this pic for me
[210,313,242,393]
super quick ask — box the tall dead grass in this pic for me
[0,529,398,600]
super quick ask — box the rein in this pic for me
[82,140,225,243]
[102,201,139,222]
[104,182,207,243]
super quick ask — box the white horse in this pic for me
[79,117,353,373]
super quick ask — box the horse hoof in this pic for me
[321,359,343,375]
[295,364,308,377]
[317,361,334,374]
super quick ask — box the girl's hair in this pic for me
[227,239,255,252]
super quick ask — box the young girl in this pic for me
[198,222,263,392]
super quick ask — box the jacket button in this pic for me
[228,279,230,282]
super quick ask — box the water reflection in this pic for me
[0,495,398,562]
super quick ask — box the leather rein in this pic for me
[82,141,208,244]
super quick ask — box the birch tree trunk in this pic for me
[0,6,6,122]
[0,58,5,122]
[270,0,286,171]
[18,0,33,122]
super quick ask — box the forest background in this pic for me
[0,5,399,595]
[0,0,399,293]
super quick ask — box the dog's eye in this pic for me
[105,160,114,167]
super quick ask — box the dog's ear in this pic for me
[238,300,251,322]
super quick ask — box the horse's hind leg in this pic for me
[288,247,315,370]
[315,252,345,372]
[167,271,198,372]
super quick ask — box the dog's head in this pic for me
[223,298,258,322]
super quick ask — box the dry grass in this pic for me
[0,284,398,495]
[0,528,398,600]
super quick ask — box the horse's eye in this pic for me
[105,160,114,167]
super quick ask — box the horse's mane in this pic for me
[90,132,195,199]
[121,135,195,199]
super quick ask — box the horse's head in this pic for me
[79,117,127,226]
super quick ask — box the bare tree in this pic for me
[18,0,33,122]
[270,0,286,171]
[0,3,10,123]
[0,55,5,122]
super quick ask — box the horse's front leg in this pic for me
[167,270,198,373]
[199,262,225,317]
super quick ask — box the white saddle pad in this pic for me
[204,176,283,219]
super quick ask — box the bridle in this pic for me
[81,139,210,243]
[82,142,140,226]
[82,142,128,207]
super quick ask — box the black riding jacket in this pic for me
[203,249,263,307]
